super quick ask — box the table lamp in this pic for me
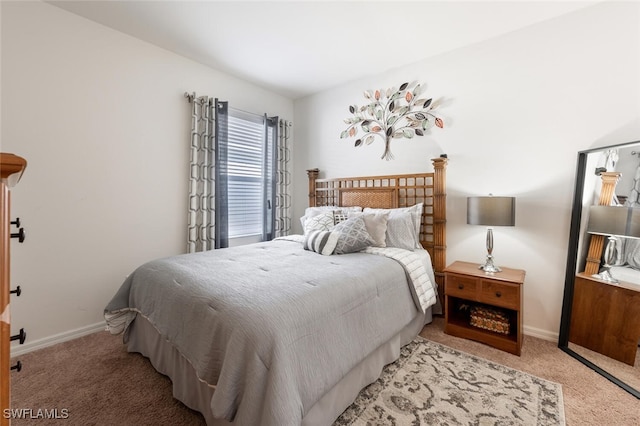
[467,195,516,273]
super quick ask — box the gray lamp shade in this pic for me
[467,196,516,226]
[587,205,640,238]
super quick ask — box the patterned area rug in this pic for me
[334,337,565,426]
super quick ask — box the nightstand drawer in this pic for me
[480,280,519,309]
[446,274,478,299]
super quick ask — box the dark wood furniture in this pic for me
[569,272,640,366]
[444,261,525,355]
[1,153,27,426]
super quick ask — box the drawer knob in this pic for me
[11,361,22,372]
[11,227,25,243]
[458,284,464,290]
[11,328,26,345]
[495,291,502,297]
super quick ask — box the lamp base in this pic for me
[592,237,620,283]
[479,254,502,273]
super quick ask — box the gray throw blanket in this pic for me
[105,239,434,425]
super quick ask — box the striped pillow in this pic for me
[304,230,339,255]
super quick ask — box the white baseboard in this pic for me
[524,325,559,343]
[10,321,107,357]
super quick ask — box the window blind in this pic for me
[227,109,267,238]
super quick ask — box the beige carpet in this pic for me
[567,342,640,391]
[8,317,639,425]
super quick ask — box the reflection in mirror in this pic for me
[559,140,640,399]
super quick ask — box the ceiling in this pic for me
[48,1,597,99]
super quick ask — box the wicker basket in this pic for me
[470,305,510,335]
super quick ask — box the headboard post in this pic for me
[431,156,448,294]
[307,168,319,207]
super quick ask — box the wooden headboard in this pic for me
[306,156,448,298]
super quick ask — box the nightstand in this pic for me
[444,261,525,355]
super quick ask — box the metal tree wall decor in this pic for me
[340,81,444,160]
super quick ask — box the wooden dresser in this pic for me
[1,153,27,426]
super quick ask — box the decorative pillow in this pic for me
[304,230,339,255]
[303,211,335,234]
[348,211,389,247]
[385,211,420,250]
[333,216,376,254]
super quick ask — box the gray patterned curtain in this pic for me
[185,93,215,253]
[214,100,229,249]
[185,93,293,252]
[276,120,292,237]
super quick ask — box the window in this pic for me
[215,105,277,246]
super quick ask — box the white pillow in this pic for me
[348,211,389,247]
[363,203,423,248]
[385,211,420,250]
[363,203,422,235]
[304,230,339,255]
[305,206,362,217]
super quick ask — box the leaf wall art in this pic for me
[340,81,444,160]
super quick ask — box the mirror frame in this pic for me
[559,140,640,399]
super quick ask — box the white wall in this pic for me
[293,1,640,339]
[1,1,294,353]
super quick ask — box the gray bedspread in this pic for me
[104,239,433,426]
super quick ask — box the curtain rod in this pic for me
[185,92,292,127]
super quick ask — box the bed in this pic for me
[104,157,448,425]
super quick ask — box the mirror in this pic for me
[559,140,640,399]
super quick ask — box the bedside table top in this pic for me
[445,261,525,284]
[576,272,640,293]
